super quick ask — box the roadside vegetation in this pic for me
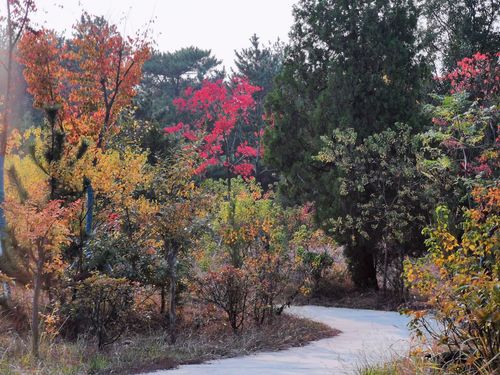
[1,300,335,374]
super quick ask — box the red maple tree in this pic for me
[165,78,262,178]
[441,52,500,101]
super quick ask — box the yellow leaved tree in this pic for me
[405,185,499,373]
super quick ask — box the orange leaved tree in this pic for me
[4,197,76,358]
[17,14,150,239]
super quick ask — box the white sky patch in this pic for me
[22,0,297,70]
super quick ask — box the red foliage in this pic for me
[236,142,259,158]
[165,78,262,178]
[440,52,500,101]
[432,52,500,179]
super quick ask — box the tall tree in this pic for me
[19,15,149,238]
[422,0,500,72]
[233,35,284,185]
[265,0,429,288]
[164,78,262,268]
[148,150,207,343]
[17,16,149,280]
[233,34,284,97]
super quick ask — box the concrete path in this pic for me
[143,305,412,375]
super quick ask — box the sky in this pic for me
[28,0,298,70]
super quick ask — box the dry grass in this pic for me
[357,347,499,375]
[356,357,497,375]
[0,303,336,375]
[357,357,441,375]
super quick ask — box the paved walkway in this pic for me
[143,305,412,375]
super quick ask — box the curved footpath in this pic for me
[143,305,412,375]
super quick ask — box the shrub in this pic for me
[195,180,335,328]
[298,249,334,293]
[70,274,134,349]
[405,186,499,373]
[248,252,295,324]
[195,266,249,332]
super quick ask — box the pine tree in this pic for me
[233,34,284,97]
[137,47,223,123]
[233,35,284,185]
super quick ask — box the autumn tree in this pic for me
[74,146,155,278]
[420,52,499,225]
[5,197,75,357]
[164,77,261,197]
[147,149,208,343]
[403,51,499,371]
[405,186,499,372]
[16,29,69,207]
[18,15,150,244]
[65,15,149,239]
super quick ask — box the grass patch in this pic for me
[357,357,453,375]
[0,310,336,375]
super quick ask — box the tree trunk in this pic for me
[0,63,12,299]
[32,252,44,358]
[85,183,94,236]
[227,176,240,268]
[160,286,166,314]
[167,247,177,344]
[0,155,5,251]
[0,155,9,300]
[382,242,389,295]
[345,244,379,290]
[398,248,407,301]
[0,3,13,289]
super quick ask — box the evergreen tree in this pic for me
[233,34,284,97]
[137,47,223,123]
[422,0,500,72]
[265,0,429,288]
[233,35,284,186]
